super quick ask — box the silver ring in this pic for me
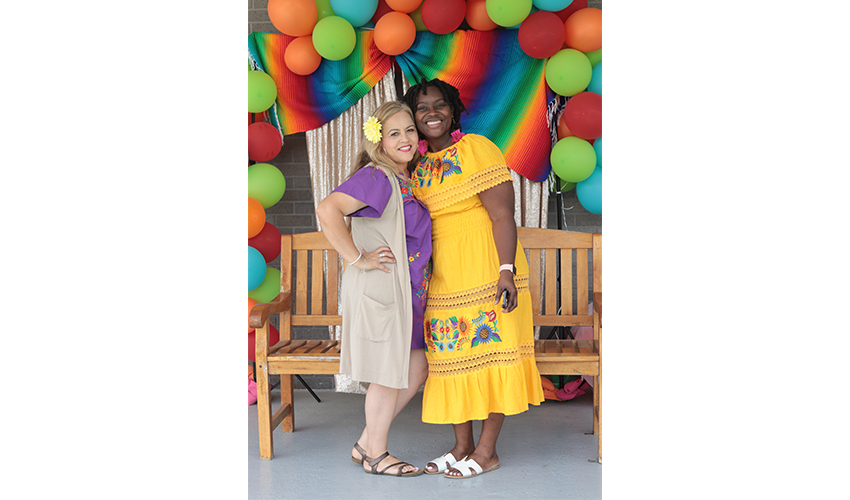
[380,253,384,258]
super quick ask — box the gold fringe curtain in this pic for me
[306,69,549,393]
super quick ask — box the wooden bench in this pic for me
[249,228,602,462]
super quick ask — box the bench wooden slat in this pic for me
[296,250,308,315]
[516,228,593,249]
[292,231,338,250]
[311,250,323,315]
[529,248,541,316]
[545,248,557,315]
[327,250,339,315]
[577,248,588,315]
[291,315,342,326]
[561,248,573,316]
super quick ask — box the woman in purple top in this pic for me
[316,101,432,477]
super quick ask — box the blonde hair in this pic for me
[349,101,419,179]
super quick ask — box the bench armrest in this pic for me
[249,292,292,329]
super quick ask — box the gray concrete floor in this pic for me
[248,386,601,499]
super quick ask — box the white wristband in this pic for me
[499,264,516,275]
[350,252,363,266]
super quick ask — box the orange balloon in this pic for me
[248,197,265,238]
[564,8,602,53]
[374,12,416,56]
[386,0,423,14]
[248,298,258,333]
[268,0,317,36]
[557,111,575,140]
[284,36,321,75]
[465,0,497,31]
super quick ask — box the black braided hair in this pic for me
[402,77,468,139]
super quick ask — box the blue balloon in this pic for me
[587,62,602,95]
[576,166,602,215]
[593,137,602,166]
[249,246,266,291]
[533,0,574,12]
[330,0,378,28]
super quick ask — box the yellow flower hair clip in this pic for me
[363,116,382,144]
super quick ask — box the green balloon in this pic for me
[585,48,602,68]
[411,4,427,31]
[486,0,532,27]
[315,0,335,21]
[248,70,277,113]
[312,16,356,61]
[550,137,597,183]
[248,163,286,209]
[560,180,576,192]
[248,267,281,304]
[545,49,592,97]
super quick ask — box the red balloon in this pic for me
[248,222,282,263]
[248,323,280,362]
[249,110,268,125]
[421,0,465,35]
[518,11,565,59]
[553,0,587,23]
[372,0,394,23]
[248,122,283,162]
[562,92,602,140]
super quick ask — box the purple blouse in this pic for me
[332,166,432,351]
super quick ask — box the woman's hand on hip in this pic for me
[361,246,395,273]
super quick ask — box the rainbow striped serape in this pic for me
[248,30,552,181]
[396,30,552,182]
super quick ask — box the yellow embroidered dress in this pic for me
[411,134,544,424]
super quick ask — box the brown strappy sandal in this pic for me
[351,442,367,465]
[364,451,424,477]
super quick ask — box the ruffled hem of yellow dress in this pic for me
[421,357,544,424]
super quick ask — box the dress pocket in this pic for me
[354,294,397,343]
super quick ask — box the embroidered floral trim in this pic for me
[414,163,512,213]
[426,275,529,311]
[363,116,382,144]
[415,147,463,186]
[426,308,509,353]
[426,343,537,377]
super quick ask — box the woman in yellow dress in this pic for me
[402,79,544,479]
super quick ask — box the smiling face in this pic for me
[413,87,454,151]
[380,110,418,169]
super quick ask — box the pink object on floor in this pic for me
[554,377,586,400]
[248,378,257,405]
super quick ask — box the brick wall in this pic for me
[249,2,603,389]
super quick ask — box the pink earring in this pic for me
[418,140,428,155]
[451,129,465,143]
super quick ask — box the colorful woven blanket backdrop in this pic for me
[249,30,553,182]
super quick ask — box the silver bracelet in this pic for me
[350,251,363,266]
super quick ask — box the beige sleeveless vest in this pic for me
[339,165,413,389]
